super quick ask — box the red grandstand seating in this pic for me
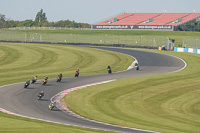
[146,13,189,25]
[97,13,133,25]
[96,13,200,26]
[111,13,161,25]
[169,13,200,26]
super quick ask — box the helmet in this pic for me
[41,91,44,93]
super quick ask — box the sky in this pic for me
[0,0,200,24]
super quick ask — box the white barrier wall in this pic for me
[174,47,199,54]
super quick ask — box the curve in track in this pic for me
[0,47,186,133]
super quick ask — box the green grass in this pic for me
[0,112,113,133]
[65,50,200,133]
[0,42,133,133]
[0,42,133,86]
[1,29,200,46]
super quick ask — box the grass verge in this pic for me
[0,42,133,86]
[65,49,200,133]
[0,112,114,133]
[0,42,133,133]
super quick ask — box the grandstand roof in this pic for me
[96,13,200,26]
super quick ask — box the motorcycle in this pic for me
[107,68,112,74]
[24,82,29,88]
[57,76,61,82]
[42,79,47,85]
[135,65,139,70]
[49,103,54,110]
[107,66,112,74]
[31,78,37,84]
[135,63,139,70]
[37,94,43,100]
[75,71,79,77]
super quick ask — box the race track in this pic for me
[0,47,186,133]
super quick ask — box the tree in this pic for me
[21,20,34,27]
[35,9,47,23]
[0,11,91,29]
[0,13,6,28]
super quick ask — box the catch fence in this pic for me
[1,30,200,49]
[0,31,169,48]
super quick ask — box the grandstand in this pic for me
[92,13,200,30]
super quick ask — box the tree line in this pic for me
[0,9,90,29]
[174,19,200,32]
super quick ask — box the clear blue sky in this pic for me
[1,0,200,24]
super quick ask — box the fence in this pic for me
[183,38,200,49]
[0,31,170,48]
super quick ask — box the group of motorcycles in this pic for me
[24,76,38,88]
[23,71,74,111]
[36,90,54,110]
[24,65,139,110]
[24,64,139,89]
[24,76,48,88]
[24,73,64,89]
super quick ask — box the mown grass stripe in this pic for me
[0,42,134,133]
[0,42,133,86]
[0,45,22,66]
[66,50,200,133]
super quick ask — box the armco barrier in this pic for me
[174,47,200,54]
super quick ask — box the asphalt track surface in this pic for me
[0,47,186,133]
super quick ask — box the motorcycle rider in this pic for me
[24,79,30,88]
[39,90,44,97]
[107,65,112,74]
[59,73,62,80]
[75,69,79,77]
[59,73,62,78]
[32,75,38,83]
[135,63,139,70]
[34,75,38,80]
[76,68,79,72]
[49,101,55,110]
[37,90,44,100]
[43,76,48,84]
[26,79,30,85]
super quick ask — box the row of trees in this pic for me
[174,19,200,31]
[0,9,90,29]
